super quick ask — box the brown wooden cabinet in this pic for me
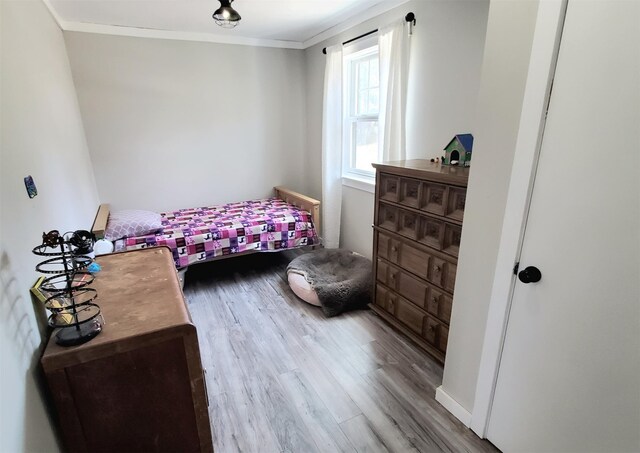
[41,247,213,453]
[371,159,469,363]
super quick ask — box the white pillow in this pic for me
[104,210,162,241]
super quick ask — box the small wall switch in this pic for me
[24,175,38,198]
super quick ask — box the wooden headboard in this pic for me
[274,186,321,236]
[91,204,110,240]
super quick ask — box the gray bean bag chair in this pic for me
[286,249,372,317]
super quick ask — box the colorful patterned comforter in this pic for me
[124,198,318,268]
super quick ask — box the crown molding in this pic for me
[60,22,305,49]
[42,0,66,30]
[41,0,410,50]
[41,0,303,49]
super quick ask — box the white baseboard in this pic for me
[435,386,472,427]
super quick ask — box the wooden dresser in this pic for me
[371,159,470,363]
[41,247,213,453]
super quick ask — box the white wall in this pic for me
[441,0,540,412]
[304,0,490,258]
[64,32,308,213]
[0,1,100,451]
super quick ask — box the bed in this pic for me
[91,187,320,269]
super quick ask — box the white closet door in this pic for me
[487,1,640,451]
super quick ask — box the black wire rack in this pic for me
[33,230,102,346]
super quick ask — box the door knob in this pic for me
[518,266,542,283]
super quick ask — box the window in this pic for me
[342,40,380,181]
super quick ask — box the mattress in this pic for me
[123,197,318,268]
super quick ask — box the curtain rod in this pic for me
[322,12,416,55]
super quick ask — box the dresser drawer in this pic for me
[378,259,453,324]
[374,284,389,313]
[379,174,399,202]
[426,287,453,324]
[446,186,466,221]
[423,316,439,345]
[378,202,421,242]
[378,203,398,230]
[421,181,448,216]
[375,284,397,315]
[394,296,425,335]
[427,256,457,293]
[376,260,390,287]
[378,202,421,241]
[376,231,457,292]
[378,202,462,258]
[418,215,461,258]
[423,316,449,352]
[395,267,428,310]
[378,259,428,310]
[376,285,449,351]
[418,215,445,250]
[443,223,462,257]
[398,177,421,209]
[377,232,429,281]
[376,231,395,263]
[398,209,420,241]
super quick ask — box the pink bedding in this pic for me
[123,197,318,268]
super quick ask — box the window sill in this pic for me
[342,175,375,194]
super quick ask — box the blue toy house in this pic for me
[443,134,474,167]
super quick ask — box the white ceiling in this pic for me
[46,0,409,48]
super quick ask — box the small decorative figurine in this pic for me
[442,134,473,167]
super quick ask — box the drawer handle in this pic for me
[429,324,437,331]
[391,246,398,252]
[390,273,396,280]
[433,265,441,273]
[432,296,439,303]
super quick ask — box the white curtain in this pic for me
[379,20,410,162]
[321,45,343,249]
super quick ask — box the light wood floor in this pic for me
[183,251,497,453]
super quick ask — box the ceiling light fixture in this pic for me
[212,0,241,29]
